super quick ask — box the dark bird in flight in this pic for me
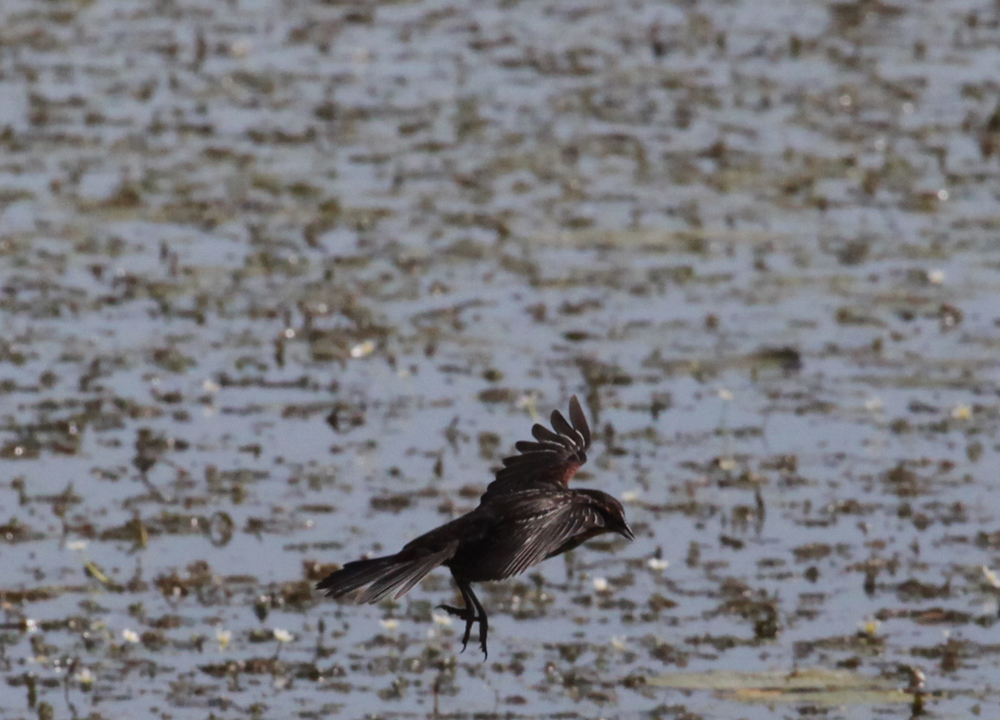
[316,396,634,657]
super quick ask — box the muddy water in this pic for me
[2,0,1000,717]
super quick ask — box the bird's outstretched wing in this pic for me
[482,396,591,499]
[471,490,607,580]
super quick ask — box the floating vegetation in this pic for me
[0,0,999,718]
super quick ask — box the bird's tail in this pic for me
[316,548,451,604]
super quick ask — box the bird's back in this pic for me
[447,488,612,583]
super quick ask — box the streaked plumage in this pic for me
[316,396,633,656]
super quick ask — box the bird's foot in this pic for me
[437,604,477,653]
[435,605,488,659]
[478,615,489,660]
[436,604,472,620]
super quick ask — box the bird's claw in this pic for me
[436,604,470,619]
[478,618,488,660]
[436,604,488,659]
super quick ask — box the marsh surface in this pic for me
[2,0,1000,718]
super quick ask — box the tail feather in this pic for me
[316,555,399,599]
[392,551,451,598]
[316,548,451,603]
[356,548,452,603]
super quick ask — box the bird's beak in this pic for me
[619,522,635,541]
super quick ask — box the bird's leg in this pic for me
[437,576,478,652]
[456,580,481,654]
[438,575,489,658]
[436,602,477,650]
[466,583,489,658]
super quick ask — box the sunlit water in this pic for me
[1,0,1000,717]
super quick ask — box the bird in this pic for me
[315,396,634,657]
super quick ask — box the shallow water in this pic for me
[2,0,1000,718]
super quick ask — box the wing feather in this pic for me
[568,398,591,446]
[470,492,606,580]
[549,408,576,440]
[483,396,591,499]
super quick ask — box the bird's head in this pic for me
[590,491,634,541]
